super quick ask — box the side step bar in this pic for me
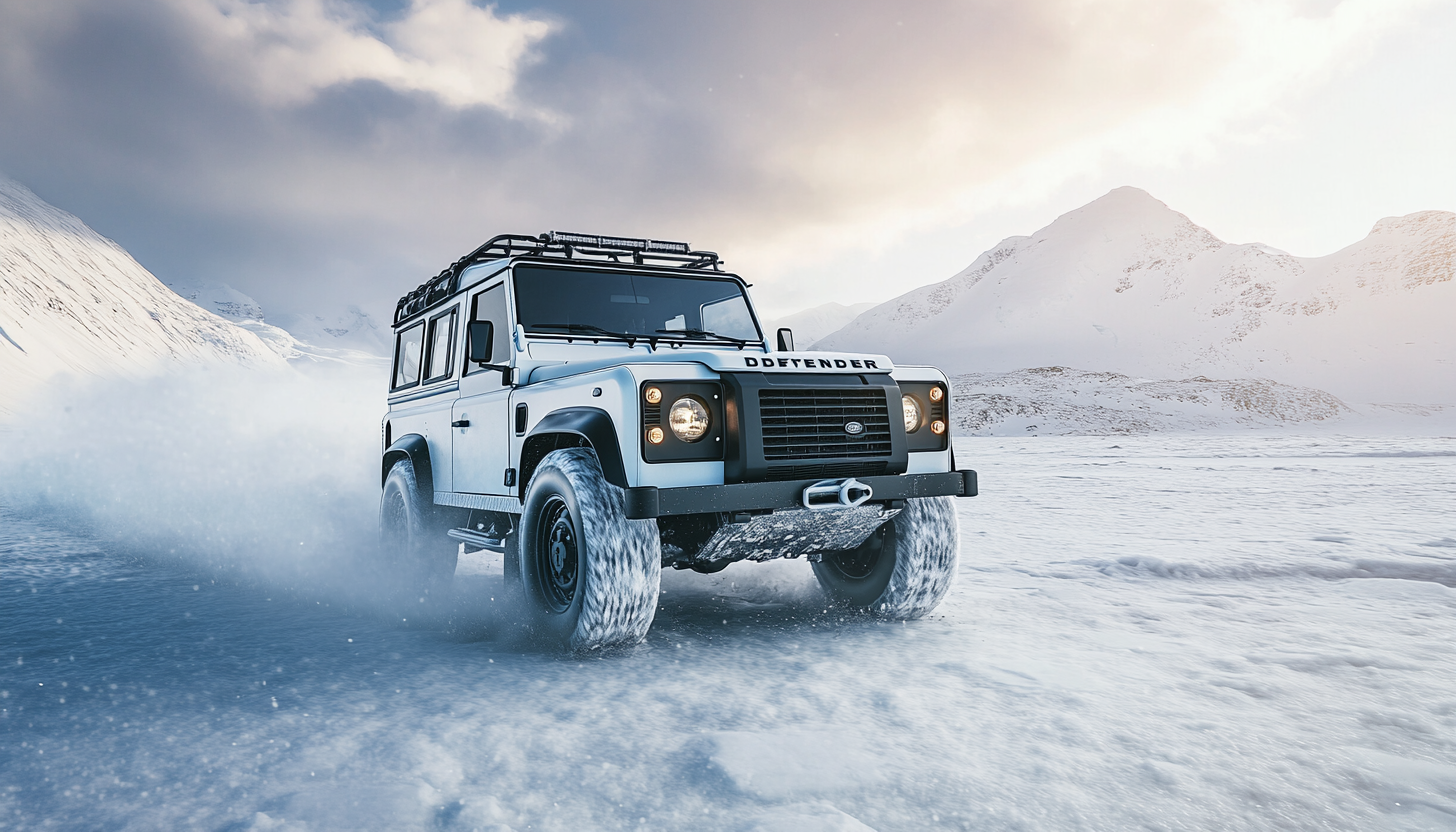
[447,528,507,553]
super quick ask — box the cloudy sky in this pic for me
[1,0,1453,322]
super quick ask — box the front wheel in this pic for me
[516,448,661,651]
[812,496,959,618]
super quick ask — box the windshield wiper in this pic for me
[655,327,754,348]
[531,322,658,346]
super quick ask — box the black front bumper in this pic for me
[623,470,977,520]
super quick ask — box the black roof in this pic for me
[394,231,723,325]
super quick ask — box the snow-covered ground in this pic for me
[4,374,1454,831]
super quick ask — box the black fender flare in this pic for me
[520,407,628,495]
[382,434,434,496]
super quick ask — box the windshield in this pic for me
[514,265,761,344]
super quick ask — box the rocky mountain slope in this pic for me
[817,188,1456,403]
[950,366,1353,435]
[0,177,282,403]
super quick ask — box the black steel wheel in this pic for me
[532,495,580,613]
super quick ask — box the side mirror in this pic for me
[468,320,513,385]
[468,321,494,364]
[776,327,795,352]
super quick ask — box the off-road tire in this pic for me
[516,448,661,651]
[812,495,959,618]
[379,458,458,598]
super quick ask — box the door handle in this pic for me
[451,420,470,428]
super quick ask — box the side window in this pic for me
[424,308,457,382]
[465,283,511,376]
[392,322,425,390]
[701,295,759,340]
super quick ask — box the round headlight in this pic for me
[902,394,922,433]
[668,397,710,442]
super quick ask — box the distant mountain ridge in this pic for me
[167,278,390,364]
[951,366,1352,435]
[0,176,282,403]
[764,301,876,349]
[816,188,1456,403]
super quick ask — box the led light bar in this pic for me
[548,231,691,254]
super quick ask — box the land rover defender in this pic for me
[380,232,976,650]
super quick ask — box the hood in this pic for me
[523,344,896,384]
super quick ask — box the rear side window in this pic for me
[424,308,457,382]
[392,322,425,390]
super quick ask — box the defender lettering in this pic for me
[741,356,879,370]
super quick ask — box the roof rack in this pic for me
[394,231,723,324]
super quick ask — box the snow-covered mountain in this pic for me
[816,188,1456,403]
[165,279,267,324]
[764,301,876,349]
[0,177,282,403]
[269,308,391,358]
[167,278,389,365]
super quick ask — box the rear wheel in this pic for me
[812,496,959,618]
[516,448,661,651]
[379,458,458,598]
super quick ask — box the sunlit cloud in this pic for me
[0,0,1444,319]
[725,0,1435,283]
[165,0,555,114]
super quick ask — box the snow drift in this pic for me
[817,187,1456,403]
[0,177,282,405]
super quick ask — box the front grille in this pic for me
[759,388,893,461]
[763,461,889,482]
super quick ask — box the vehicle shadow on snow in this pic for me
[434,554,884,654]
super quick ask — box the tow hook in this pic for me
[802,478,873,509]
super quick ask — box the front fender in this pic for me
[520,407,628,493]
